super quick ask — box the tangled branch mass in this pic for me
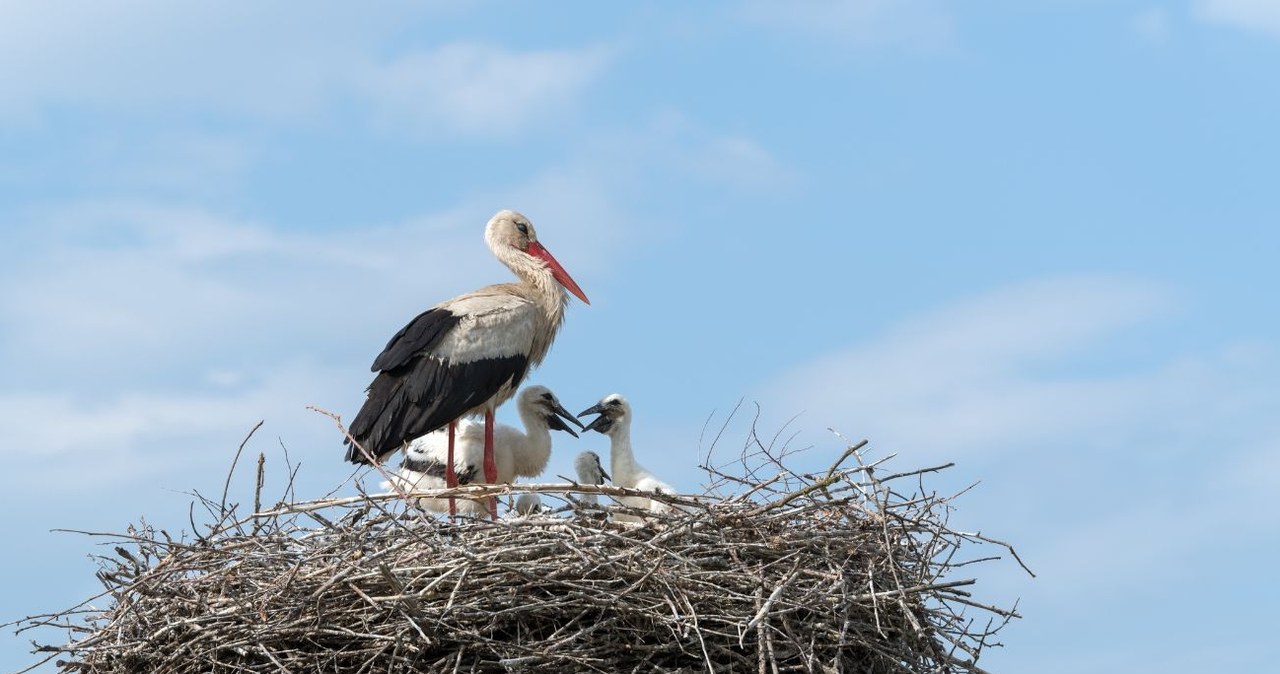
[18,440,1027,673]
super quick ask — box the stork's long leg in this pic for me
[445,420,457,519]
[484,408,498,519]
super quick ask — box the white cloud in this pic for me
[441,115,795,271]
[754,275,1280,614]
[0,364,330,460]
[0,203,407,372]
[96,132,261,198]
[758,276,1186,459]
[358,43,614,137]
[1196,0,1280,38]
[668,127,796,191]
[740,0,955,51]
[0,3,385,120]
[562,111,798,198]
[1031,432,1280,583]
[0,3,611,137]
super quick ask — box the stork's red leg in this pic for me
[484,408,498,519]
[445,420,457,519]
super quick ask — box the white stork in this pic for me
[347,210,589,517]
[573,450,610,507]
[382,385,582,515]
[513,493,543,517]
[579,394,675,520]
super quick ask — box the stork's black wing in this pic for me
[369,307,458,373]
[345,299,534,465]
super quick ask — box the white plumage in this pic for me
[579,394,674,521]
[572,450,610,507]
[513,493,543,516]
[384,385,582,516]
[347,209,589,518]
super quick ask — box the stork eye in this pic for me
[516,222,529,236]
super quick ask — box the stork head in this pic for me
[518,385,585,437]
[573,450,610,484]
[578,393,630,437]
[485,209,590,304]
[514,493,543,516]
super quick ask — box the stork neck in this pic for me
[522,264,568,323]
[512,408,554,477]
[607,424,640,487]
[496,245,564,298]
[494,246,569,349]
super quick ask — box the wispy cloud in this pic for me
[0,363,339,463]
[0,4,391,120]
[739,0,956,51]
[651,113,798,192]
[754,275,1280,600]
[358,43,614,137]
[1032,430,1280,595]
[1195,0,1280,39]
[546,111,798,201]
[757,276,1188,459]
[89,131,262,199]
[0,202,471,385]
[0,4,611,138]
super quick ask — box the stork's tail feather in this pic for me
[345,371,422,465]
[343,439,376,465]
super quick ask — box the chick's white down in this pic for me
[513,493,543,516]
[384,385,580,515]
[580,394,674,519]
[573,450,610,506]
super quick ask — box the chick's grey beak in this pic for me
[577,401,614,434]
[553,401,587,430]
[581,413,612,434]
[546,413,580,438]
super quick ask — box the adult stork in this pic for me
[346,210,589,516]
[383,385,582,515]
[579,394,675,520]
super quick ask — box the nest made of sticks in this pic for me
[13,433,1031,674]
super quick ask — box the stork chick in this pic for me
[513,493,543,517]
[579,394,674,520]
[573,450,610,507]
[385,385,582,516]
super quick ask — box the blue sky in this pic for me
[2,1,1278,671]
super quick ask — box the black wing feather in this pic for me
[371,308,460,373]
[345,354,529,464]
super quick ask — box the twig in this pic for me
[219,420,264,517]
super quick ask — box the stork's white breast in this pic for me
[433,293,538,364]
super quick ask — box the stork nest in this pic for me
[13,433,1030,674]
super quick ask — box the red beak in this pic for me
[528,241,590,305]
